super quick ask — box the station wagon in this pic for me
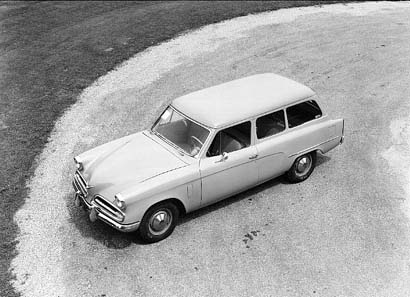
[73,73,344,242]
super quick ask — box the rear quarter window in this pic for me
[256,110,285,139]
[286,100,322,128]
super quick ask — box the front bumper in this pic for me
[73,182,140,233]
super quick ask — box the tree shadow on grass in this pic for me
[68,153,331,247]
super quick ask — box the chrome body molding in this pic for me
[94,195,125,222]
[96,211,140,232]
[73,170,88,196]
[288,136,342,158]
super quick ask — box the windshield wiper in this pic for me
[150,129,187,157]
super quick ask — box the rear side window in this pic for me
[256,110,285,139]
[286,100,322,128]
[207,121,251,157]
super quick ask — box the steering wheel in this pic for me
[190,136,203,148]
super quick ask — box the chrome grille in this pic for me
[74,170,88,196]
[94,195,124,222]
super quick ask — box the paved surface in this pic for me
[12,2,410,297]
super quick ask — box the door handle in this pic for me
[249,154,258,160]
[215,152,229,163]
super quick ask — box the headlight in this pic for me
[74,156,83,171]
[114,194,126,211]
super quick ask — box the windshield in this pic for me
[152,107,210,157]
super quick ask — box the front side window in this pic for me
[207,121,251,157]
[152,107,209,157]
[256,110,285,139]
[286,100,322,128]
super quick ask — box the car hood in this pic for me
[84,132,188,194]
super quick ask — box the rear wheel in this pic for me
[286,151,316,183]
[139,201,179,243]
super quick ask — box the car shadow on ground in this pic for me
[67,153,331,248]
[180,153,331,224]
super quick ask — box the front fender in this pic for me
[120,164,201,224]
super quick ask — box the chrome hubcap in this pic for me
[296,156,312,176]
[149,210,172,235]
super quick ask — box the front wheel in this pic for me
[139,202,179,243]
[286,151,316,183]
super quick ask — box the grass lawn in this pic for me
[0,1,348,296]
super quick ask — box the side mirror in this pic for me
[216,152,228,163]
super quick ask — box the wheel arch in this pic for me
[147,197,187,217]
[315,148,324,155]
[286,149,317,183]
[288,148,318,167]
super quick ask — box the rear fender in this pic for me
[285,118,344,168]
[317,118,344,154]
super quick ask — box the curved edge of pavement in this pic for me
[11,2,410,296]
[382,118,410,215]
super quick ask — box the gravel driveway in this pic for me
[12,2,410,297]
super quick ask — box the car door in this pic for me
[254,109,290,183]
[199,121,258,206]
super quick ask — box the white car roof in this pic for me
[171,73,315,129]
